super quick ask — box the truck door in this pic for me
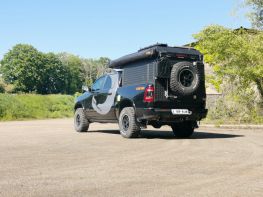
[91,73,119,121]
[84,75,106,120]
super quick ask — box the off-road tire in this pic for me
[170,61,200,96]
[119,107,141,138]
[74,108,89,132]
[171,121,195,138]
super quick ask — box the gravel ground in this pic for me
[0,119,262,197]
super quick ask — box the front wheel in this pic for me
[74,108,89,132]
[171,121,195,138]
[119,107,141,138]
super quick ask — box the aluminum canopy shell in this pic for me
[108,45,202,68]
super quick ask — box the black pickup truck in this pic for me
[74,44,207,138]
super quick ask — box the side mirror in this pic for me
[82,85,90,93]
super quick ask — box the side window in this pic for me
[103,76,112,90]
[92,76,106,91]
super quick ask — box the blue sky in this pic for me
[0,0,250,60]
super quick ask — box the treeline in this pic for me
[0,44,109,94]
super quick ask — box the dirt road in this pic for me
[0,119,262,197]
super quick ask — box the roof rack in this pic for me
[138,43,168,52]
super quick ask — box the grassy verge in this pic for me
[0,94,74,121]
[201,113,263,126]
[1,93,262,124]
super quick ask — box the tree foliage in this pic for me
[57,53,85,94]
[245,0,263,29]
[82,57,109,87]
[0,44,109,94]
[0,44,69,94]
[194,25,263,123]
[194,25,263,100]
[1,44,44,93]
[37,53,67,94]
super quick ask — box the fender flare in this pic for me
[116,98,135,119]
[74,102,84,111]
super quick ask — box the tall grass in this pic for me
[0,94,74,121]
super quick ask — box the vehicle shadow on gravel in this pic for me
[90,130,244,139]
[140,131,244,139]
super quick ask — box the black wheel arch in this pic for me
[74,102,84,111]
[116,99,135,119]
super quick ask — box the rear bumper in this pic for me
[136,107,208,123]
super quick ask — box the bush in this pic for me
[0,78,5,93]
[0,94,74,121]
[205,95,263,124]
[0,84,4,93]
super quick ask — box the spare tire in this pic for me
[170,61,200,96]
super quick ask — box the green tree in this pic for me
[0,44,43,93]
[245,0,263,29]
[0,44,68,94]
[194,25,263,101]
[0,44,110,94]
[82,57,109,86]
[37,53,67,94]
[57,53,85,94]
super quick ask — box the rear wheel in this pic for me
[74,108,89,132]
[119,107,141,138]
[171,121,195,138]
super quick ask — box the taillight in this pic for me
[176,54,188,59]
[144,85,154,103]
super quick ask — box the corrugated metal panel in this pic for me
[123,60,155,86]
[147,62,154,83]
